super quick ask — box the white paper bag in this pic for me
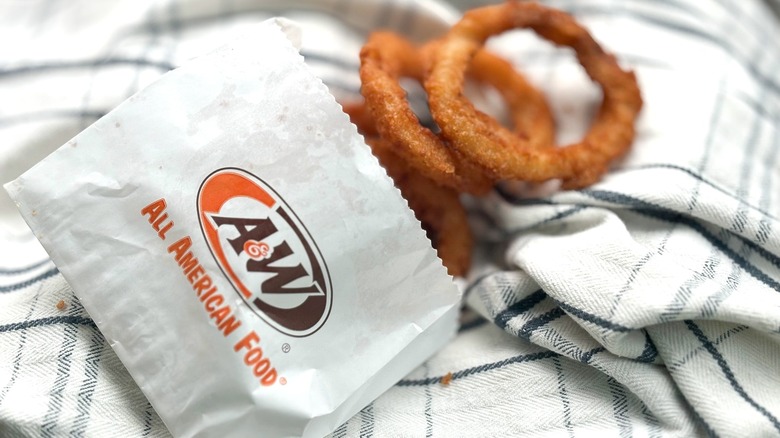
[5,18,460,438]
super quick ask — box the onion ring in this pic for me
[339,103,473,274]
[425,2,642,188]
[366,137,473,277]
[341,101,378,137]
[420,40,556,150]
[359,31,556,194]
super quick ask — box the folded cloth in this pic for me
[1,0,779,437]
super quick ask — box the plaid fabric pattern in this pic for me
[1,0,779,436]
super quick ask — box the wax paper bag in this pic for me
[4,18,460,438]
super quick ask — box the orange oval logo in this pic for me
[197,168,332,337]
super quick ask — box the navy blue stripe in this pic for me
[636,331,659,363]
[495,188,780,295]
[757,217,774,245]
[493,289,547,329]
[70,327,105,436]
[483,196,589,244]
[0,259,51,275]
[462,271,498,299]
[617,163,778,222]
[465,208,502,235]
[495,185,557,206]
[513,308,566,337]
[423,363,433,438]
[142,400,154,437]
[642,210,780,290]
[660,254,719,322]
[685,320,780,433]
[397,350,560,386]
[358,401,374,438]
[0,267,60,293]
[500,301,608,365]
[509,206,587,233]
[501,159,780,227]
[607,376,633,438]
[579,346,606,364]
[699,255,740,319]
[603,227,674,334]
[735,91,777,125]
[0,58,175,78]
[458,317,487,333]
[668,325,749,371]
[41,318,80,437]
[639,400,663,438]
[689,403,720,437]
[583,190,780,292]
[0,288,45,405]
[331,421,348,438]
[0,316,96,333]
[556,300,634,333]
[552,356,575,438]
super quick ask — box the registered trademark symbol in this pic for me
[282,343,291,353]
[279,377,287,385]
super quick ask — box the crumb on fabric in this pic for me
[440,372,453,386]
[56,300,66,311]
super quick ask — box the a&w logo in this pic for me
[197,168,332,337]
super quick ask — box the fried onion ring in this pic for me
[359,31,556,194]
[366,137,473,276]
[425,2,643,188]
[340,105,473,275]
[341,101,378,137]
[420,40,555,150]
